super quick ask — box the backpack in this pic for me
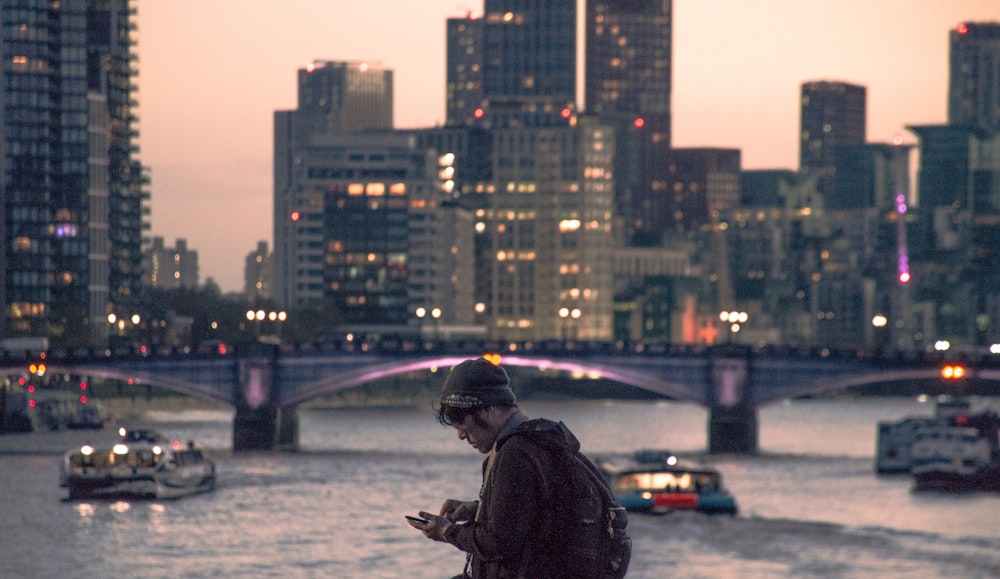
[523,435,632,579]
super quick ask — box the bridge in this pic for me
[4,343,996,453]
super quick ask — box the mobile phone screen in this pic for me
[405,515,429,524]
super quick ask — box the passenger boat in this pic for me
[60,427,216,500]
[910,411,1000,492]
[875,397,972,474]
[596,450,738,515]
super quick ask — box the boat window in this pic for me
[614,471,694,492]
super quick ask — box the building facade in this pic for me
[244,241,271,302]
[949,21,1000,133]
[799,81,866,201]
[585,0,672,246]
[273,60,395,308]
[144,237,198,290]
[1,0,146,346]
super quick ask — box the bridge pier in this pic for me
[707,345,758,454]
[232,347,298,452]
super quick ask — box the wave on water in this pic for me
[626,511,1000,578]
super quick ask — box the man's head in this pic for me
[437,358,517,452]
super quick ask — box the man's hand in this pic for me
[439,499,478,522]
[407,511,453,542]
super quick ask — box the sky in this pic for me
[136,0,999,293]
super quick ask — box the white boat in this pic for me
[910,412,1000,492]
[60,427,216,500]
[875,397,973,474]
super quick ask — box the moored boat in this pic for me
[596,450,738,515]
[875,396,973,474]
[60,426,216,500]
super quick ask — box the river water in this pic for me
[1,396,999,578]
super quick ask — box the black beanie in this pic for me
[440,358,515,409]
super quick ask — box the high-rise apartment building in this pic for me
[144,237,198,290]
[1,0,146,345]
[244,241,271,302]
[949,22,1000,133]
[585,0,672,245]
[799,81,867,201]
[273,60,394,308]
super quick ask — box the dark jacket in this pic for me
[445,417,583,578]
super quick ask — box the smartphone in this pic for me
[405,515,429,525]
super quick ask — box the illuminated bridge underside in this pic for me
[4,353,995,410]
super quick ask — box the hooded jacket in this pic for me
[445,417,584,578]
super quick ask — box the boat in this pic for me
[596,450,738,515]
[875,397,973,474]
[60,426,216,500]
[910,410,1000,492]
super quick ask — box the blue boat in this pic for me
[596,450,738,515]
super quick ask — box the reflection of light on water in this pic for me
[111,501,130,513]
[75,503,96,518]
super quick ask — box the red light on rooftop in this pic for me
[560,107,572,119]
[957,23,968,35]
[473,108,485,119]
[634,117,645,128]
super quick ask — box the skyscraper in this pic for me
[585,0,672,245]
[474,0,578,128]
[799,81,867,201]
[273,60,394,308]
[1,0,146,345]
[949,22,1000,132]
[446,14,485,127]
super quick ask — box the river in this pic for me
[1,396,999,578]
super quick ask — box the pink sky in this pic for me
[137,0,999,292]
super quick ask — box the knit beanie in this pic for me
[440,358,515,410]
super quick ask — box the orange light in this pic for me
[941,365,966,379]
[483,353,502,366]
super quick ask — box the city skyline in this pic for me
[137,0,998,293]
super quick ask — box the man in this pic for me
[407,357,622,578]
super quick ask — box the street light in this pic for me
[245,309,287,342]
[719,310,748,343]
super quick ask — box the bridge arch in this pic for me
[279,354,704,407]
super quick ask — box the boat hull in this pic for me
[66,470,215,500]
[913,466,1000,492]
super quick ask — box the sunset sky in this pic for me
[136,0,999,292]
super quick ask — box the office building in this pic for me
[144,237,198,290]
[471,119,617,342]
[585,0,672,245]
[472,0,578,128]
[273,60,394,308]
[949,22,1000,132]
[446,14,485,127]
[907,124,1000,211]
[1,0,146,345]
[799,81,866,200]
[830,143,912,211]
[669,148,742,231]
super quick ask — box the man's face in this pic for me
[455,410,497,454]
